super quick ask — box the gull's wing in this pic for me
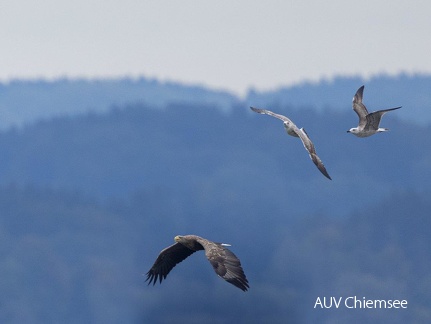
[250,107,296,129]
[296,128,332,180]
[196,237,249,292]
[145,242,197,285]
[251,106,331,179]
[352,85,369,128]
[365,107,402,131]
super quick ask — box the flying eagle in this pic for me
[347,85,401,137]
[146,235,249,291]
[250,106,332,180]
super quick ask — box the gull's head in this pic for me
[347,127,359,134]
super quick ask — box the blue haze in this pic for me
[0,75,430,323]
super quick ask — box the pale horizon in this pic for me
[2,1,431,96]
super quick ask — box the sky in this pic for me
[1,0,431,96]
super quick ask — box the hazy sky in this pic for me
[1,0,430,95]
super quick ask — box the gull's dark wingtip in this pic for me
[311,154,332,180]
[320,168,332,180]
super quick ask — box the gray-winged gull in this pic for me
[250,106,331,180]
[347,85,401,137]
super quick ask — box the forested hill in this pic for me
[1,185,430,323]
[1,73,431,130]
[0,101,428,216]
[0,77,238,129]
[246,73,431,124]
[0,93,430,322]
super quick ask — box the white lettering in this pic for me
[314,297,343,309]
[345,296,354,308]
[314,297,323,308]
[332,297,342,308]
[374,299,387,308]
[317,296,408,309]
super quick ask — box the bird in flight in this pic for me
[250,106,332,180]
[146,235,249,291]
[347,85,401,137]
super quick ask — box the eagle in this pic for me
[146,235,249,291]
[347,85,401,137]
[250,106,332,180]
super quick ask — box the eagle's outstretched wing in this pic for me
[196,237,249,292]
[145,242,199,285]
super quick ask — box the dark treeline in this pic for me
[0,101,430,323]
[0,102,428,213]
[0,78,238,130]
[1,73,431,131]
[247,73,431,124]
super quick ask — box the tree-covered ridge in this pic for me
[0,100,430,322]
[0,102,428,213]
[1,73,431,130]
[0,188,429,322]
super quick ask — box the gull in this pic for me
[347,85,401,137]
[250,107,331,180]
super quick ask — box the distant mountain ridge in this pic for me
[1,73,430,130]
[0,77,239,130]
[245,73,431,124]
